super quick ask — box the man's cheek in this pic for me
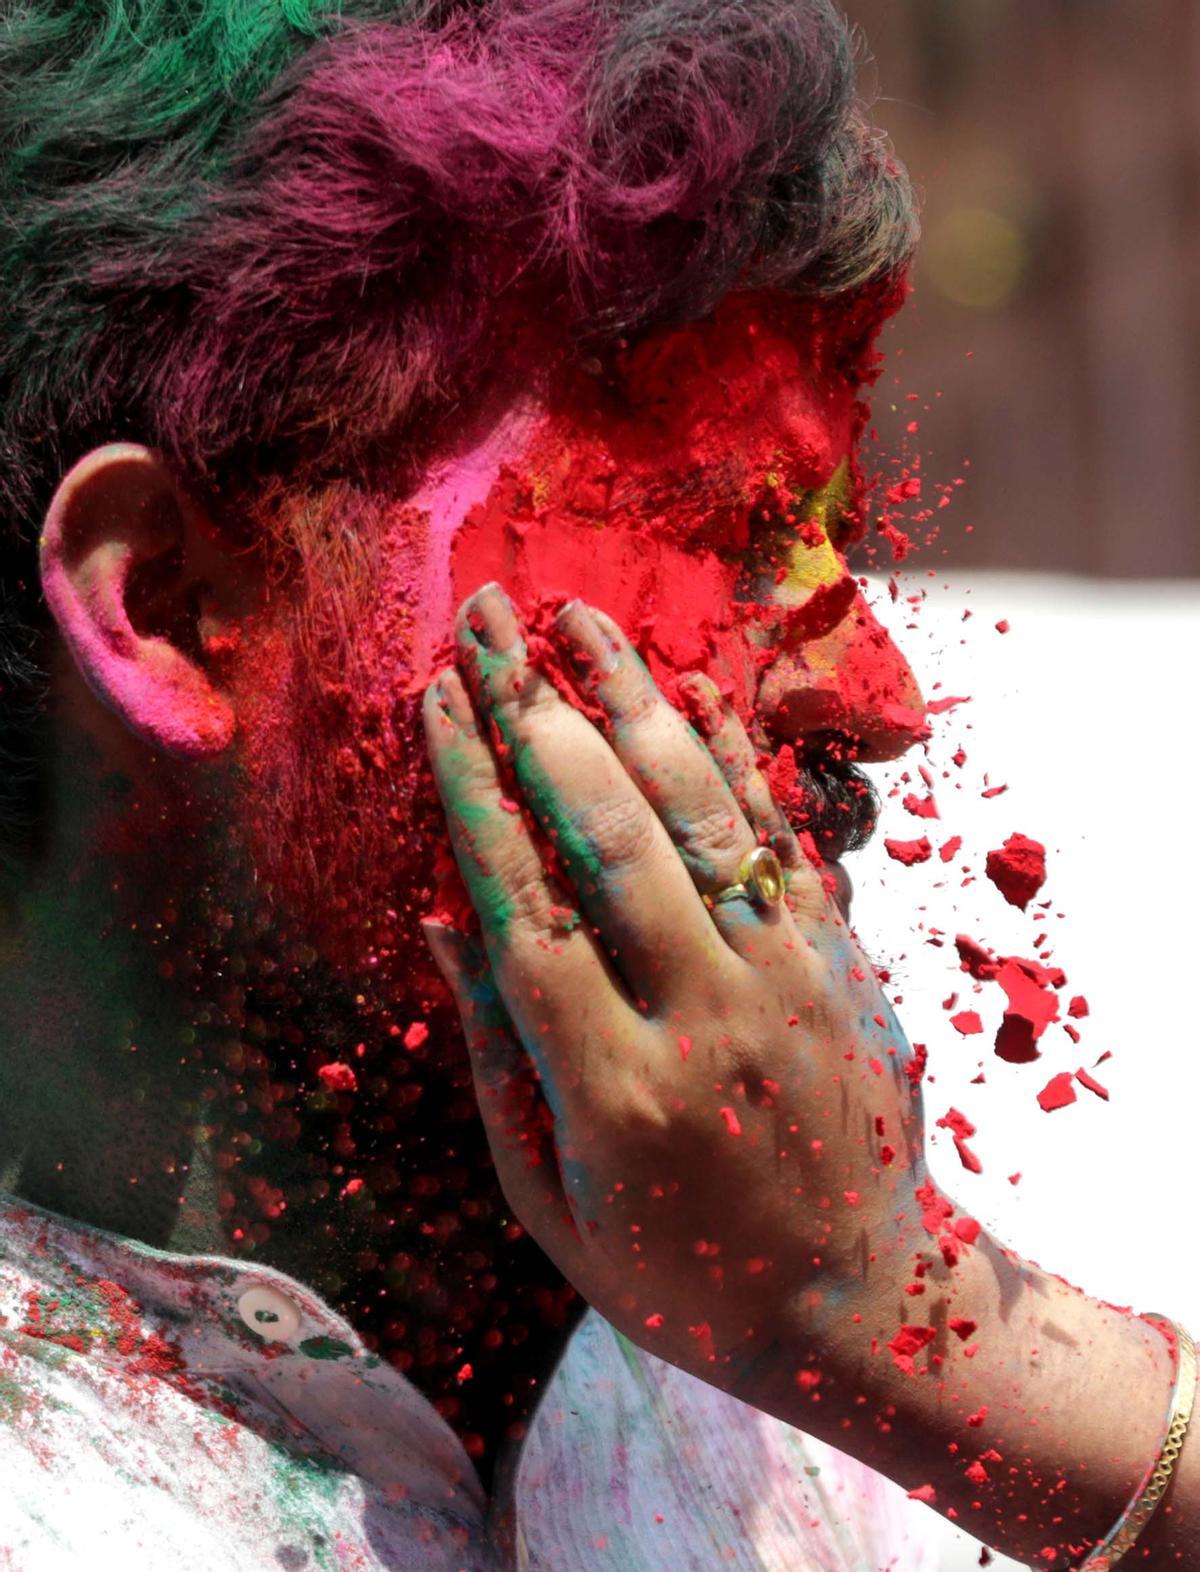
[448,509,760,715]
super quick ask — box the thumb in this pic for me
[421,920,525,1090]
[421,919,582,1265]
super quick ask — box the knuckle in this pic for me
[602,1080,673,1140]
[492,665,559,727]
[686,800,751,863]
[573,791,658,872]
[611,674,661,729]
[491,852,553,927]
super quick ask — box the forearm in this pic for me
[739,1226,1195,1567]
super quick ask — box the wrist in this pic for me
[740,1219,1182,1567]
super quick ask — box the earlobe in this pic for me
[39,443,236,759]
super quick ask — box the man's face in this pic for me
[224,289,924,976]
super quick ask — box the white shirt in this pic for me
[0,1196,929,1570]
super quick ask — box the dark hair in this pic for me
[0,0,915,851]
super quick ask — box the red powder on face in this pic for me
[447,293,925,758]
[985,834,1047,910]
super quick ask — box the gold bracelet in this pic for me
[1077,1315,1197,1571]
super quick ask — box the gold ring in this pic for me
[703,846,787,911]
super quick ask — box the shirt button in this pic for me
[237,1285,302,1343]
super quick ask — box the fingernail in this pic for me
[555,600,620,676]
[422,919,472,993]
[435,667,476,729]
[678,672,725,739]
[463,582,521,654]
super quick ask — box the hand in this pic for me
[423,582,929,1394]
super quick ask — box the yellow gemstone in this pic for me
[747,846,785,906]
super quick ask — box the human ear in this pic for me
[39,443,237,759]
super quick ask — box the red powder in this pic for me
[993,957,1061,1064]
[939,836,963,863]
[949,1317,977,1341]
[1075,1067,1109,1101]
[1068,995,1089,1019]
[935,1107,983,1174]
[887,1324,937,1374]
[950,1011,983,1037]
[719,1106,742,1137]
[885,837,933,866]
[955,935,998,981]
[915,1179,954,1235]
[985,834,1047,910]
[1036,1072,1078,1113]
[403,1022,430,1050]
[907,1485,937,1504]
[317,1062,358,1093]
[903,792,939,820]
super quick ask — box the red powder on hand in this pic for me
[907,1484,937,1504]
[719,1106,742,1137]
[936,1108,983,1174]
[949,1317,977,1341]
[887,1324,937,1374]
[985,834,1047,910]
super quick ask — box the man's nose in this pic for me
[754,586,927,764]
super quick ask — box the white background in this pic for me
[849,571,1200,1571]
